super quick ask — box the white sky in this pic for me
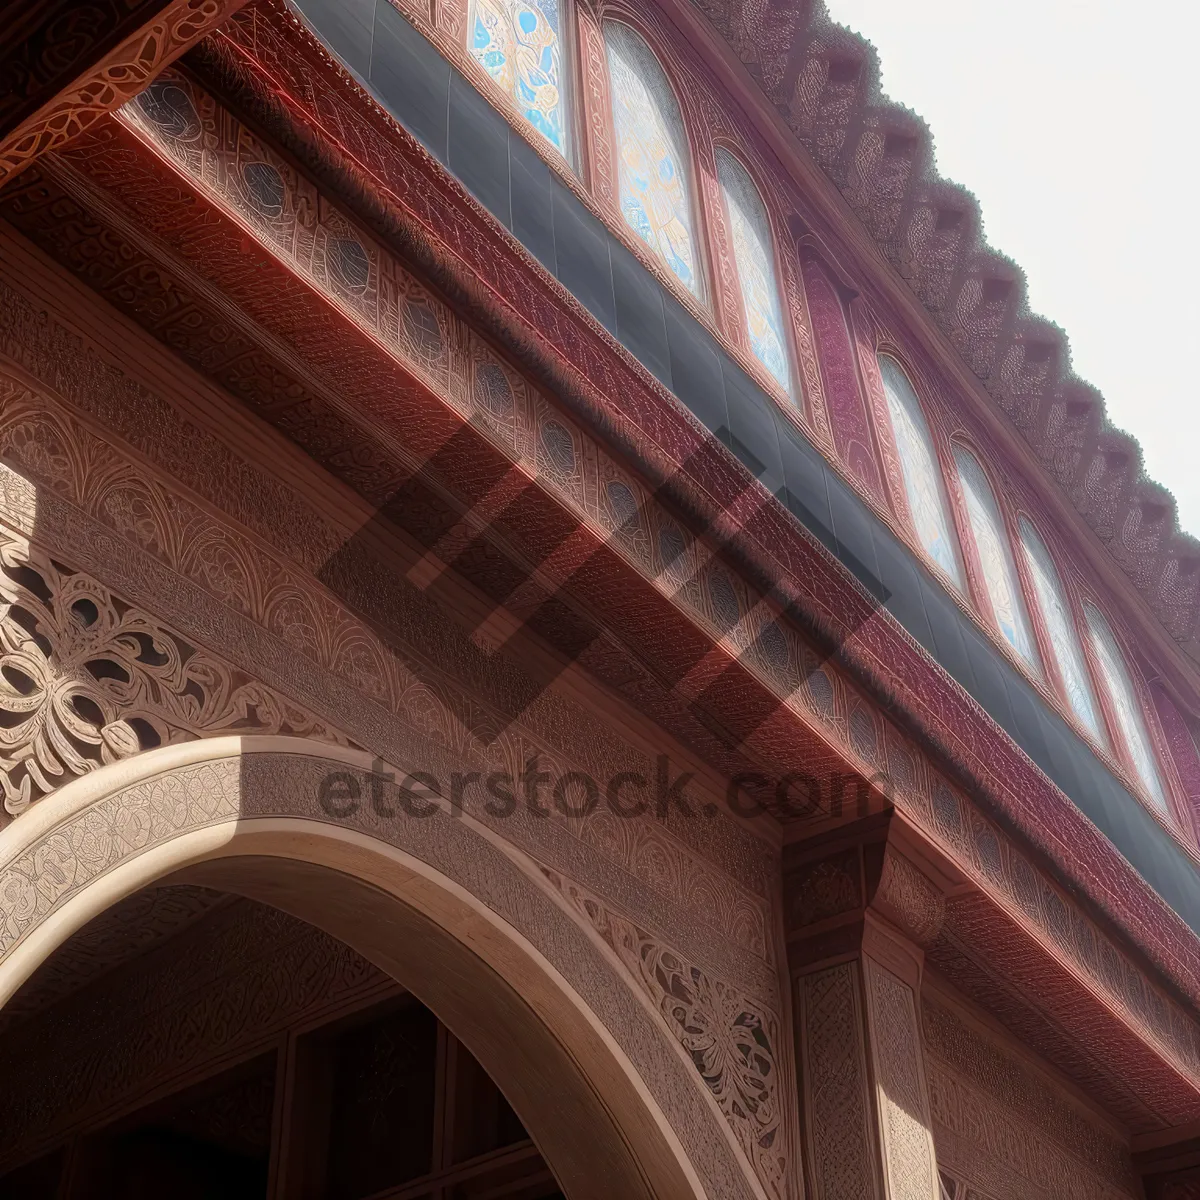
[823,0,1200,538]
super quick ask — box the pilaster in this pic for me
[786,818,945,1200]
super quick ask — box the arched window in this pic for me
[603,22,700,296]
[470,0,569,155]
[1084,603,1168,811]
[952,445,1038,669]
[715,148,789,392]
[877,355,962,586]
[1018,518,1106,744]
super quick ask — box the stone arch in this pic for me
[0,736,764,1200]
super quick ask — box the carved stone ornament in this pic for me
[872,849,946,947]
[543,868,791,1200]
[0,0,249,185]
[0,528,349,814]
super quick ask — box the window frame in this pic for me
[463,0,581,169]
[1078,595,1183,824]
[870,348,966,594]
[946,439,1040,675]
[598,15,711,306]
[710,141,797,401]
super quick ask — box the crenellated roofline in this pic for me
[661,0,1200,681]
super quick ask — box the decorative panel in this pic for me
[801,254,884,503]
[798,962,882,1200]
[864,957,939,1200]
[923,993,1140,1200]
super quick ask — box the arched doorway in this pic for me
[0,881,567,1199]
[0,738,752,1200]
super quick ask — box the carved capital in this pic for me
[870,849,945,949]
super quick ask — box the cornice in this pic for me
[655,0,1200,701]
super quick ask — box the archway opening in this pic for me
[0,740,722,1200]
[0,878,566,1199]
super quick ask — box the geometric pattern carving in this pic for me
[0,756,241,956]
[0,528,349,815]
[797,961,881,1200]
[864,957,938,1200]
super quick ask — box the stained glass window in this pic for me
[716,149,789,392]
[470,0,568,155]
[953,446,1038,669]
[1084,603,1168,811]
[877,355,962,586]
[1019,519,1106,744]
[603,22,699,296]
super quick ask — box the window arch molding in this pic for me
[595,14,711,304]
[868,345,965,590]
[1015,513,1112,748]
[1078,593,1179,820]
[466,0,580,164]
[947,438,1040,672]
[709,139,796,397]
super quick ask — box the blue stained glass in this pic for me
[1084,603,1168,811]
[716,149,790,393]
[953,445,1038,670]
[877,355,962,587]
[1019,519,1106,745]
[604,22,699,296]
[470,0,567,154]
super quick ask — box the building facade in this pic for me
[0,0,1198,1197]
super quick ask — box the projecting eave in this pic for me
[673,0,1200,669]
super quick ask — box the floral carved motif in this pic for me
[0,0,247,185]
[0,528,349,814]
[543,868,791,1200]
